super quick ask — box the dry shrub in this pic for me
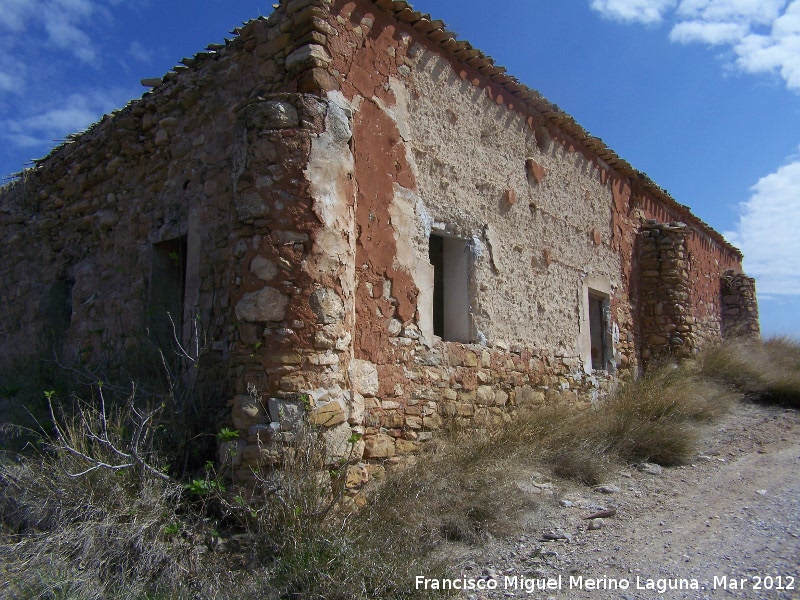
[589,364,737,466]
[0,393,450,600]
[699,336,800,407]
[0,441,195,599]
[216,424,447,600]
[507,361,739,481]
[368,432,538,545]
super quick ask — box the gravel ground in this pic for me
[430,401,799,600]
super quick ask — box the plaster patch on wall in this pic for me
[390,186,437,347]
[483,224,500,272]
[416,199,433,239]
[305,93,354,230]
[371,92,410,143]
[304,92,356,303]
[389,184,424,272]
[470,235,485,260]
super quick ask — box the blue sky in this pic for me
[1,0,798,336]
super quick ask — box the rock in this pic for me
[755,489,768,496]
[285,44,332,70]
[583,507,617,519]
[463,351,478,367]
[423,413,442,430]
[349,359,379,397]
[266,397,305,430]
[346,464,368,488]
[235,189,269,221]
[517,482,543,495]
[395,438,420,454]
[363,433,396,458]
[638,462,664,476]
[349,392,365,425]
[235,287,288,322]
[231,395,268,430]
[476,385,495,405]
[516,384,545,405]
[250,256,278,281]
[559,499,574,508]
[241,445,281,467]
[308,400,346,428]
[309,287,345,324]
[218,439,246,467]
[587,519,604,530]
[594,484,621,494]
[525,158,546,183]
[387,318,403,336]
[321,422,353,464]
[259,101,299,128]
[541,529,572,542]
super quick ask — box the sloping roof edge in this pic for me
[368,0,741,258]
[4,0,740,260]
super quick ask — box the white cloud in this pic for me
[2,89,131,150]
[0,0,38,32]
[590,0,800,90]
[0,0,108,68]
[733,2,800,89]
[0,73,13,92]
[670,19,749,43]
[725,151,800,296]
[43,15,98,64]
[0,54,27,94]
[590,0,677,24]
[676,0,786,26]
[673,0,800,90]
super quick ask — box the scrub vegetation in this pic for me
[0,337,796,599]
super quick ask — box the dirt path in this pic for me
[439,402,800,599]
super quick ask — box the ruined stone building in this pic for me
[0,0,759,479]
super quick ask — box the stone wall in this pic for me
[223,92,363,481]
[637,221,697,366]
[0,0,341,363]
[0,0,759,490]
[721,271,760,339]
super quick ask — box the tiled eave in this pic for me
[370,0,741,258]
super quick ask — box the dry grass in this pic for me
[698,336,800,407]
[0,399,207,599]
[2,337,799,598]
[0,393,449,600]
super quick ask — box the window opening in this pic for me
[429,233,470,342]
[149,236,187,344]
[588,292,609,371]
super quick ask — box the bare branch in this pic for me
[46,389,174,483]
[168,312,195,364]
